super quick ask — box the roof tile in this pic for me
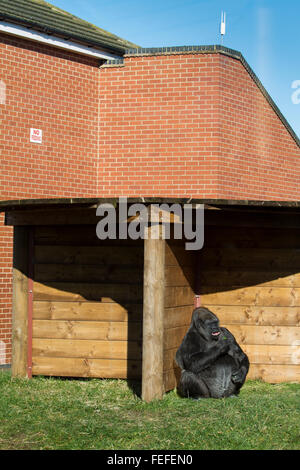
[0,0,138,53]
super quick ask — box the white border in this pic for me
[0,21,120,60]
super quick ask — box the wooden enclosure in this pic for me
[3,199,300,402]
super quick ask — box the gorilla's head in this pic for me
[192,307,221,341]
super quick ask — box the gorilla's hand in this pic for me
[231,368,244,384]
[218,332,231,354]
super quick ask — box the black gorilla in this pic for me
[175,307,249,399]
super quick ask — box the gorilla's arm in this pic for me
[221,328,249,384]
[231,350,249,385]
[188,345,230,374]
[176,331,229,374]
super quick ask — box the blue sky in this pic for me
[47,0,299,138]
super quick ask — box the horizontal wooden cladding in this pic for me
[34,239,193,271]
[35,245,143,265]
[165,243,194,267]
[164,326,189,350]
[35,264,143,284]
[198,248,300,269]
[201,286,300,307]
[203,226,300,249]
[198,270,300,288]
[164,306,193,329]
[247,364,300,383]
[164,348,178,372]
[165,267,193,287]
[164,368,180,393]
[34,226,144,246]
[163,239,194,388]
[204,305,300,326]
[164,287,194,308]
[32,338,142,360]
[222,324,300,346]
[33,320,142,341]
[33,282,143,303]
[35,225,99,246]
[32,357,141,379]
[243,345,300,365]
[35,264,191,287]
[33,301,142,322]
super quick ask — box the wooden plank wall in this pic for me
[32,226,144,379]
[163,239,195,392]
[199,222,300,383]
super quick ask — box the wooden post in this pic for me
[12,226,29,377]
[142,224,165,402]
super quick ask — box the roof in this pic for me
[0,0,138,54]
[1,197,300,212]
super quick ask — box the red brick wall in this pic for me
[0,33,100,364]
[98,52,300,199]
[98,54,221,197]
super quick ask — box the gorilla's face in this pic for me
[193,308,221,341]
[205,318,221,341]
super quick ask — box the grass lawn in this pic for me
[0,369,299,450]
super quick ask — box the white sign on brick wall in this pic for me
[30,128,42,143]
[0,80,6,105]
[0,341,6,365]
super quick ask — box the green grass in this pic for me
[0,369,299,450]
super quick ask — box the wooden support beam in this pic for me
[142,225,165,402]
[12,227,30,377]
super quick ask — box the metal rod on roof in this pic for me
[220,11,226,45]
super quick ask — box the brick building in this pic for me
[0,0,299,384]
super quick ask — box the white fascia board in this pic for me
[0,21,121,60]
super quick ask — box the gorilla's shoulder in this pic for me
[182,328,200,343]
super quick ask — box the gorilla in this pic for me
[175,307,249,399]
